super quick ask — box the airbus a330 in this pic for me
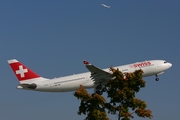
[8,59,172,94]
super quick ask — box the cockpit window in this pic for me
[164,61,167,63]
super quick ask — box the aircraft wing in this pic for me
[83,61,112,84]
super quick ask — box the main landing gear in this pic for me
[92,85,107,96]
[155,74,159,81]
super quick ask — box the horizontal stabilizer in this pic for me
[17,83,37,89]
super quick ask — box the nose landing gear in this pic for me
[155,74,159,81]
[155,78,159,81]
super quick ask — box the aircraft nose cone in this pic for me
[170,63,172,67]
[169,63,172,68]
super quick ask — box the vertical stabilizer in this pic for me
[8,59,48,83]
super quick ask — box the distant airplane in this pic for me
[101,4,111,8]
[8,59,172,94]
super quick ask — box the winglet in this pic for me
[83,60,90,65]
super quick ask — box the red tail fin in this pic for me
[8,59,40,81]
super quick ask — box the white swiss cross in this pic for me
[16,65,28,78]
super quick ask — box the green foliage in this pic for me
[74,68,153,120]
[74,85,109,120]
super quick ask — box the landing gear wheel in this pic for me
[96,91,103,95]
[155,78,159,81]
[96,85,102,90]
[91,93,95,97]
[102,87,107,92]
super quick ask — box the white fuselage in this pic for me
[17,60,172,92]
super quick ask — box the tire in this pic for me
[155,78,159,81]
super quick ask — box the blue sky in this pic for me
[0,0,179,120]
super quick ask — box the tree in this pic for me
[74,85,109,120]
[74,67,153,120]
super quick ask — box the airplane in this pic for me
[8,59,172,94]
[101,4,111,8]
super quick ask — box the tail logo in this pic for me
[16,65,28,78]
